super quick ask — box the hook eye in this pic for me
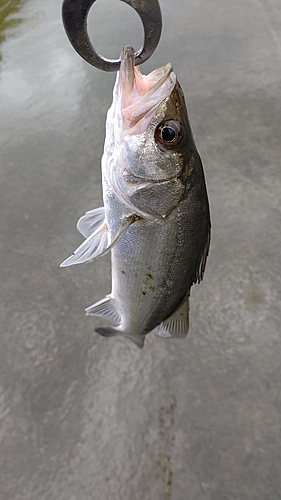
[62,0,162,72]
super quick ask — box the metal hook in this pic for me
[62,0,162,72]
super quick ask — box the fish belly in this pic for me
[105,189,207,337]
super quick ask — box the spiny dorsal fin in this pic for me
[192,221,211,285]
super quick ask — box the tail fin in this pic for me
[95,326,145,349]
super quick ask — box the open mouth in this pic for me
[119,46,176,133]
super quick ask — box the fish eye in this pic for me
[155,119,183,150]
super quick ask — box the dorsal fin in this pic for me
[153,295,189,339]
[192,221,211,285]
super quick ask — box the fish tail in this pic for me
[95,326,145,349]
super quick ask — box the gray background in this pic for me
[0,0,280,498]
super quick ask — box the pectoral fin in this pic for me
[77,206,105,238]
[153,296,189,339]
[60,213,139,267]
[60,221,109,267]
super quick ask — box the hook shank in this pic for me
[62,0,162,71]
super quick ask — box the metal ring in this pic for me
[62,0,162,72]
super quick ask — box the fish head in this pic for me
[106,45,196,184]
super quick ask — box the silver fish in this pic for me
[61,46,211,348]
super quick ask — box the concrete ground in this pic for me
[0,0,280,498]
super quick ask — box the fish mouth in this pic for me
[119,45,176,134]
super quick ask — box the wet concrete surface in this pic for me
[0,0,281,498]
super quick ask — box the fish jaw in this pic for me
[117,45,176,135]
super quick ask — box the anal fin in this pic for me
[153,296,189,339]
[85,296,121,324]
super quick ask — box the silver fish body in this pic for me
[61,46,210,348]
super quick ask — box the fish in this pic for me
[60,45,211,348]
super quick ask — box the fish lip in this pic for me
[119,45,136,95]
[118,46,175,131]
